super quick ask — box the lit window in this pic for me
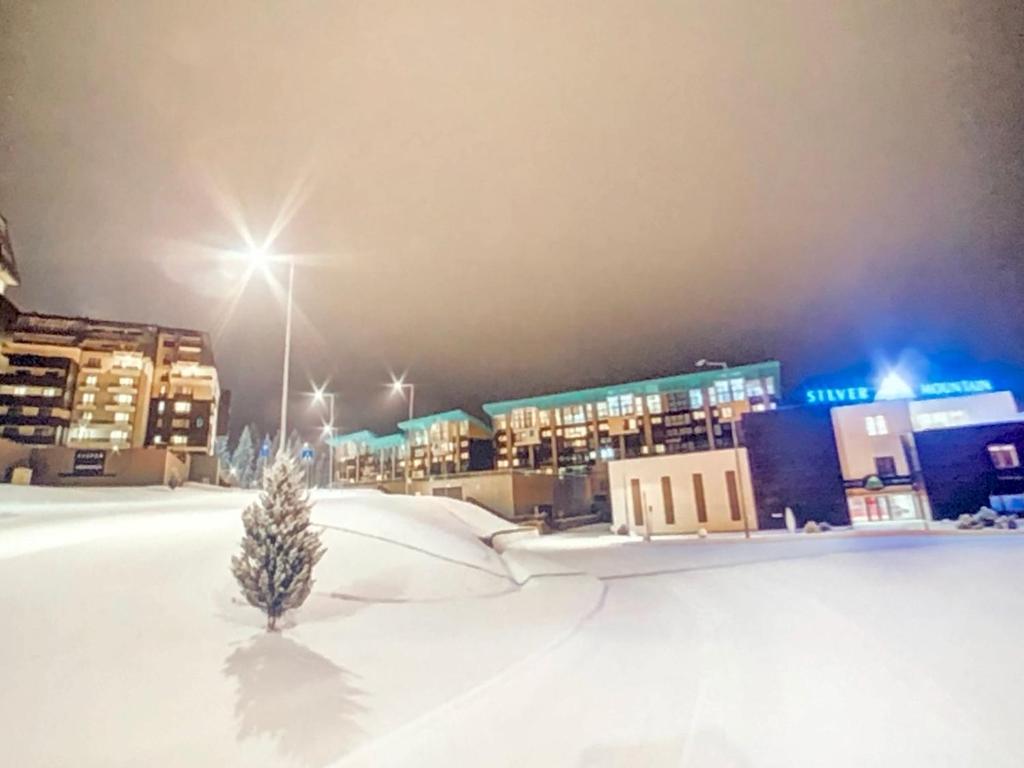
[720,406,733,419]
[715,380,730,404]
[511,408,535,430]
[84,375,98,387]
[115,393,133,405]
[80,411,93,422]
[170,435,188,445]
[42,387,58,397]
[745,380,765,398]
[538,409,551,426]
[646,394,663,414]
[82,392,96,404]
[119,377,134,387]
[988,444,1020,470]
[153,435,163,444]
[596,401,609,418]
[865,415,888,436]
[110,430,128,442]
[689,389,704,409]
[765,377,777,395]
[157,401,166,414]
[13,386,28,396]
[114,412,130,423]
[173,401,192,414]
[730,378,745,401]
[606,394,634,417]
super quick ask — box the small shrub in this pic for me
[956,513,975,530]
[804,520,821,534]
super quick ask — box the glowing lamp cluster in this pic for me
[874,372,915,401]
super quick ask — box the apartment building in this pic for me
[0,312,220,454]
[146,328,221,454]
[397,409,494,479]
[483,361,781,473]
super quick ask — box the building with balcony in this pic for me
[397,409,494,479]
[145,328,221,454]
[0,312,220,455]
[483,361,781,473]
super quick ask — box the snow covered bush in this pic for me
[231,453,326,631]
[804,520,821,534]
[819,522,833,532]
[697,527,708,538]
[615,524,628,535]
[956,513,976,530]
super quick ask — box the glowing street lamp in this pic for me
[695,358,751,539]
[311,382,336,487]
[244,246,296,452]
[389,375,415,494]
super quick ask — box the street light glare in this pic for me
[311,381,327,405]
[390,376,406,395]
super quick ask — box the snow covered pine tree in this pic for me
[231,453,326,630]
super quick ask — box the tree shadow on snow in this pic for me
[223,634,366,766]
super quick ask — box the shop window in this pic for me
[646,394,663,414]
[596,401,609,418]
[511,408,535,430]
[714,380,730,404]
[865,415,888,436]
[874,456,898,477]
[689,388,704,409]
[988,444,1021,470]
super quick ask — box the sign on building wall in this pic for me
[805,379,994,405]
[72,449,106,476]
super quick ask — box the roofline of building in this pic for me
[482,360,782,416]
[327,429,378,447]
[398,409,492,435]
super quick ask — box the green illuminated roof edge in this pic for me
[482,360,781,416]
[397,409,492,435]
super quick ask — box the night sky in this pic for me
[2,1,1022,441]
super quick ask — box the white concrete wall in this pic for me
[832,391,1020,480]
[831,401,914,478]
[608,449,756,534]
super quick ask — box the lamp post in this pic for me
[312,383,336,488]
[390,376,415,495]
[247,247,295,455]
[696,358,751,539]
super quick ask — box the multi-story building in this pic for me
[0,312,220,454]
[483,361,781,473]
[332,431,407,485]
[397,409,494,479]
[146,327,221,454]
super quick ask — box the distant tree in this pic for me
[214,435,232,472]
[230,453,325,631]
[231,425,257,488]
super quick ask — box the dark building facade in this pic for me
[915,421,1024,520]
[743,406,850,529]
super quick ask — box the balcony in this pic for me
[0,372,67,388]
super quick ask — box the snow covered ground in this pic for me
[2,485,1023,767]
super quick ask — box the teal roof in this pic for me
[398,409,492,435]
[483,361,781,416]
[367,433,406,450]
[327,429,377,447]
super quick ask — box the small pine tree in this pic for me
[231,425,257,488]
[231,453,326,631]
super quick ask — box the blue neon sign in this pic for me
[805,379,994,405]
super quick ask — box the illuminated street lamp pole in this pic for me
[279,258,295,452]
[312,383,336,487]
[246,248,295,455]
[390,376,415,494]
[696,358,751,539]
